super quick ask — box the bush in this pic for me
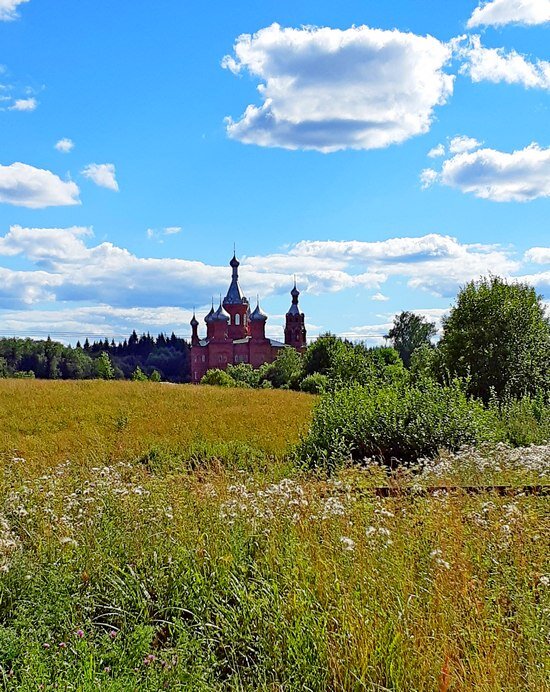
[296,380,500,473]
[200,369,235,387]
[226,363,260,388]
[300,373,329,395]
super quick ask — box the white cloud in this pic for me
[525,247,550,264]
[0,162,80,208]
[81,163,119,191]
[146,226,183,241]
[222,23,454,152]
[0,229,542,328]
[423,143,550,202]
[9,97,37,111]
[420,168,439,189]
[371,292,389,301]
[0,239,547,343]
[428,143,445,158]
[467,0,550,28]
[0,0,29,21]
[449,135,482,154]
[457,35,550,90]
[55,138,75,153]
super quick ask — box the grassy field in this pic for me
[0,381,548,690]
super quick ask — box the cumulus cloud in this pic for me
[457,35,550,90]
[9,96,37,111]
[428,143,445,158]
[55,138,75,153]
[423,143,550,202]
[0,162,80,208]
[164,226,182,235]
[222,23,454,152]
[0,0,30,21]
[81,163,119,191]
[449,135,482,154]
[1,228,547,338]
[525,247,550,264]
[0,229,523,316]
[467,0,550,28]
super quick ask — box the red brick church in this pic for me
[190,254,306,382]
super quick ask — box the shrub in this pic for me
[132,366,148,381]
[200,369,235,387]
[296,380,500,473]
[226,363,260,388]
[300,373,329,395]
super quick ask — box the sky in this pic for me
[0,0,549,344]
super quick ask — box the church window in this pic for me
[235,314,240,326]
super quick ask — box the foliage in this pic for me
[201,368,241,387]
[296,380,504,472]
[260,347,303,389]
[302,333,347,376]
[132,366,149,382]
[95,352,115,380]
[149,370,161,383]
[439,276,550,401]
[0,332,191,383]
[386,311,437,368]
[226,363,261,388]
[300,373,329,395]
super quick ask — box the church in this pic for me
[190,254,306,382]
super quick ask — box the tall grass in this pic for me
[0,381,547,690]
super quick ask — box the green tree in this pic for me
[302,333,347,376]
[95,352,115,380]
[261,347,303,389]
[439,276,550,401]
[149,369,161,382]
[385,312,437,368]
[132,366,148,381]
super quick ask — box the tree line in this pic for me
[0,331,191,382]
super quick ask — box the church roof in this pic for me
[223,253,248,305]
[212,302,230,321]
[286,281,301,316]
[250,299,267,321]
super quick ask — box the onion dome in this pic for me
[250,299,267,322]
[204,300,215,323]
[224,253,247,305]
[287,280,301,316]
[212,301,230,322]
[190,310,199,328]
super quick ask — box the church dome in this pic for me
[212,303,230,322]
[250,300,267,321]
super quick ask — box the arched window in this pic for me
[235,314,240,326]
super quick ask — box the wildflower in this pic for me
[43,643,50,649]
[144,653,156,665]
[539,575,550,587]
[59,642,67,649]
[109,630,118,639]
[60,537,78,547]
[340,536,356,552]
[76,629,84,638]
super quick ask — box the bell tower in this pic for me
[222,253,249,340]
[284,280,307,352]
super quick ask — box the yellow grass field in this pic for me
[0,380,314,468]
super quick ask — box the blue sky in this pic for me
[0,0,548,343]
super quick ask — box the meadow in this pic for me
[0,380,548,690]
